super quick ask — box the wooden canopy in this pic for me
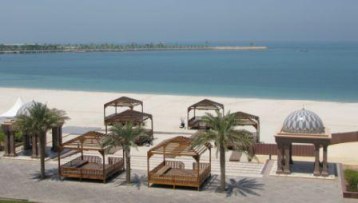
[104,96,143,109]
[104,110,154,145]
[232,111,260,142]
[104,97,144,124]
[187,99,224,129]
[61,131,108,151]
[105,109,152,126]
[188,99,224,111]
[148,136,211,158]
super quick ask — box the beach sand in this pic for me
[0,87,358,164]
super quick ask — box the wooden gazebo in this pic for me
[104,109,154,145]
[58,131,124,182]
[104,97,143,131]
[147,136,211,190]
[232,111,260,142]
[187,99,224,129]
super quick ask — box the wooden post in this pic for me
[197,156,200,191]
[187,108,190,129]
[147,152,150,187]
[80,139,84,160]
[257,119,260,143]
[163,145,166,163]
[58,147,62,180]
[102,151,106,183]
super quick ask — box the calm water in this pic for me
[0,42,357,102]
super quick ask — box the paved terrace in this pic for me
[0,159,356,203]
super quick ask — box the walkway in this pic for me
[0,159,354,203]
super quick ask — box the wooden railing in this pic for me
[148,161,211,190]
[60,155,124,182]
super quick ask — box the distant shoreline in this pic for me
[0,46,267,54]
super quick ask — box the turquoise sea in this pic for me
[0,42,357,102]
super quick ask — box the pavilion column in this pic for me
[9,130,16,156]
[289,143,293,164]
[52,127,58,152]
[23,133,31,151]
[276,143,283,174]
[2,124,10,156]
[59,126,62,145]
[52,125,62,152]
[283,144,291,174]
[313,144,321,176]
[321,145,329,177]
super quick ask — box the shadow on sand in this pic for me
[203,175,264,197]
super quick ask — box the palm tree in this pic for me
[102,122,146,184]
[192,110,254,191]
[15,102,68,179]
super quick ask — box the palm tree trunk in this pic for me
[220,145,226,191]
[125,148,131,184]
[40,132,46,179]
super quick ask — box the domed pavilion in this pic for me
[275,108,331,176]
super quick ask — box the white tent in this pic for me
[0,98,24,118]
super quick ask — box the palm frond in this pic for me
[102,122,147,152]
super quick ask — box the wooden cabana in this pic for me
[147,136,211,190]
[104,109,154,145]
[58,131,124,183]
[104,97,143,130]
[232,111,260,142]
[187,99,224,129]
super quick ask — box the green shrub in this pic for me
[14,131,23,142]
[344,169,358,192]
[0,128,4,143]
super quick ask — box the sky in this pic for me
[1,0,358,43]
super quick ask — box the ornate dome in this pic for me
[281,108,325,134]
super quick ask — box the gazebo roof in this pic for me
[61,131,108,151]
[148,136,211,158]
[232,111,259,127]
[188,99,224,111]
[104,96,143,108]
[105,109,152,124]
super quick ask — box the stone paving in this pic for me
[0,159,356,203]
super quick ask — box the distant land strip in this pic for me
[0,43,267,54]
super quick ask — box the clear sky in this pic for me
[1,0,358,43]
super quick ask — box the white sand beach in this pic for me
[1,87,358,164]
